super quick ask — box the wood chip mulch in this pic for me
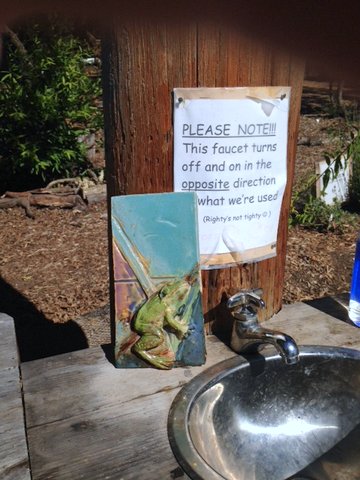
[0,202,111,355]
[284,224,358,304]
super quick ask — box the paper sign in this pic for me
[173,87,290,269]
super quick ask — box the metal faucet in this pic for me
[227,289,300,365]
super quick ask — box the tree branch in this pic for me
[3,25,28,57]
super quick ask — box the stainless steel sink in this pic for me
[168,346,360,480]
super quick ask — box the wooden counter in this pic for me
[0,313,31,480]
[17,303,360,479]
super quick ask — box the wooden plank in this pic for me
[0,313,19,371]
[268,302,360,350]
[0,370,31,480]
[23,337,234,480]
[27,389,188,480]
[21,336,235,427]
[0,314,31,480]
[23,304,360,480]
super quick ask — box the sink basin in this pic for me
[168,346,360,480]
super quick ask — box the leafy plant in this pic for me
[290,195,353,232]
[289,133,359,232]
[0,20,102,189]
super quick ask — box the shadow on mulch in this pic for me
[0,277,89,362]
[301,88,336,116]
[301,85,360,117]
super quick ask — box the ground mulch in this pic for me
[0,202,111,358]
[0,202,109,320]
[284,224,358,304]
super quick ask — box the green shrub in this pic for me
[0,20,102,190]
[290,126,360,232]
[289,195,352,233]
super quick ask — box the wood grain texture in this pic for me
[102,23,305,333]
[22,337,235,428]
[22,337,235,480]
[102,23,197,198]
[0,314,31,480]
[22,304,360,480]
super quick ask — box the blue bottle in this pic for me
[349,235,360,326]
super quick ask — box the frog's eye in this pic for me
[159,286,169,299]
[177,304,186,316]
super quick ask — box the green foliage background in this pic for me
[0,20,102,191]
[289,128,360,232]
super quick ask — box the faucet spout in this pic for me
[271,331,300,365]
[227,290,300,365]
[231,321,300,365]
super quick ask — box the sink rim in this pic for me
[167,345,360,480]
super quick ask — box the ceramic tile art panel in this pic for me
[111,192,205,369]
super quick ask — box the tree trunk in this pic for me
[102,22,304,336]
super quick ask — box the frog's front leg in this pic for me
[132,324,175,370]
[164,306,189,339]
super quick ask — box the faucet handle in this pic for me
[227,289,265,311]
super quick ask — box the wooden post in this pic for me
[102,22,304,335]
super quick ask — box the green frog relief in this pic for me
[132,277,199,369]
